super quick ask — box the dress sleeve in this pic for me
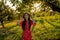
[19,21,23,26]
[31,20,36,26]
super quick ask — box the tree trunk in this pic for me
[1,20,4,28]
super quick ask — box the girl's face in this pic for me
[25,14,29,20]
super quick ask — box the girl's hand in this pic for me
[17,18,24,25]
[20,18,24,21]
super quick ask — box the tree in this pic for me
[0,0,13,28]
[40,0,60,12]
[10,0,34,19]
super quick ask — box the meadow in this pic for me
[0,14,60,40]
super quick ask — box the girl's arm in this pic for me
[31,16,36,31]
[31,16,36,25]
[17,20,20,25]
[17,18,24,25]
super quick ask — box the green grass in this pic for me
[0,15,60,40]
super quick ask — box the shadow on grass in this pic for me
[0,24,20,40]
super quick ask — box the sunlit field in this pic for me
[0,14,60,40]
[0,0,60,40]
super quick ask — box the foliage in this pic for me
[0,0,15,28]
[0,0,60,40]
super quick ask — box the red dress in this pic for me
[20,20,36,40]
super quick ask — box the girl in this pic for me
[18,12,36,40]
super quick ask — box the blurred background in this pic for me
[0,0,60,40]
